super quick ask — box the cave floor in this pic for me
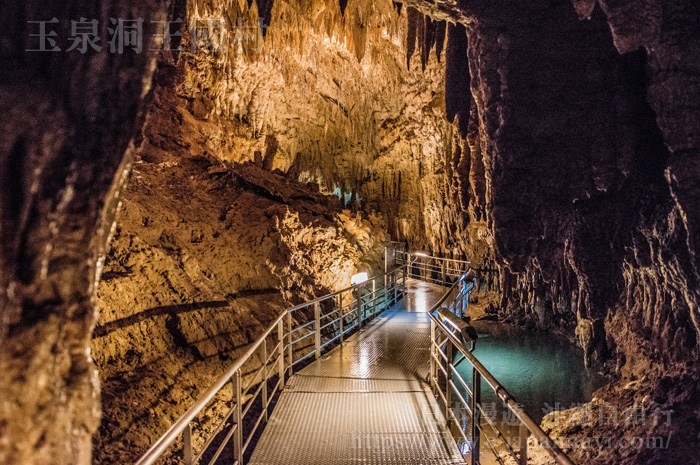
[249,279,466,465]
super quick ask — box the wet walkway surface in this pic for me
[249,280,465,465]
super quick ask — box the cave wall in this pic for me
[91,10,395,461]
[402,0,700,461]
[400,0,700,372]
[169,0,492,266]
[461,0,700,375]
[0,1,172,464]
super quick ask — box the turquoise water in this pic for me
[448,321,608,459]
[456,321,608,422]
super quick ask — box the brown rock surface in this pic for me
[2,0,700,464]
[91,52,389,462]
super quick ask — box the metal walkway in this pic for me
[136,249,574,465]
[248,280,465,465]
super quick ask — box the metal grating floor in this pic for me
[249,280,466,465]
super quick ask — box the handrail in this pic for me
[135,310,288,465]
[397,250,471,266]
[426,280,575,465]
[136,244,572,465]
[282,265,406,313]
[135,263,408,465]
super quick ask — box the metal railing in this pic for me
[135,265,408,465]
[396,251,470,286]
[428,279,575,465]
[384,241,406,271]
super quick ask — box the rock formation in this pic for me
[1,0,699,464]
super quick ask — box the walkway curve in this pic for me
[249,280,466,465]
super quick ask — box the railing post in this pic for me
[441,261,446,286]
[429,319,436,389]
[445,341,453,426]
[356,288,362,328]
[338,295,344,344]
[383,273,388,307]
[262,338,268,421]
[314,302,321,359]
[471,369,481,465]
[372,279,377,316]
[393,272,398,303]
[234,370,243,465]
[402,266,407,296]
[277,319,285,385]
[287,312,293,376]
[183,423,193,465]
[462,286,468,316]
[519,421,528,465]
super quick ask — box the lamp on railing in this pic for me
[351,272,368,285]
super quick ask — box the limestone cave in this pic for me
[1,0,699,464]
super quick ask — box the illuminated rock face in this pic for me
[87,1,491,460]
[172,0,490,262]
[1,0,699,464]
[0,1,171,464]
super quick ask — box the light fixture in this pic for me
[415,252,429,257]
[351,272,368,285]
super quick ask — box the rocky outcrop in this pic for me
[170,0,491,267]
[92,57,389,462]
[0,1,171,464]
[418,0,699,462]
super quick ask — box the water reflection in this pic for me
[450,321,608,461]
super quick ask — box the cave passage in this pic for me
[2,0,700,464]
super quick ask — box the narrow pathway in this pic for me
[249,280,465,465]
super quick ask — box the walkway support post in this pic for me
[372,279,377,316]
[384,273,388,308]
[234,370,243,465]
[183,424,192,465]
[277,319,285,385]
[314,302,321,359]
[402,266,407,296]
[262,339,268,421]
[338,295,344,344]
[287,313,293,376]
[519,422,528,465]
[429,319,436,389]
[393,271,398,303]
[445,341,453,426]
[384,246,388,273]
[471,369,481,465]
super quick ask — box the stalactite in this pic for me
[254,0,275,36]
[353,16,367,63]
[445,22,471,138]
[421,16,435,71]
[406,7,419,68]
[434,20,446,62]
[416,12,425,70]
